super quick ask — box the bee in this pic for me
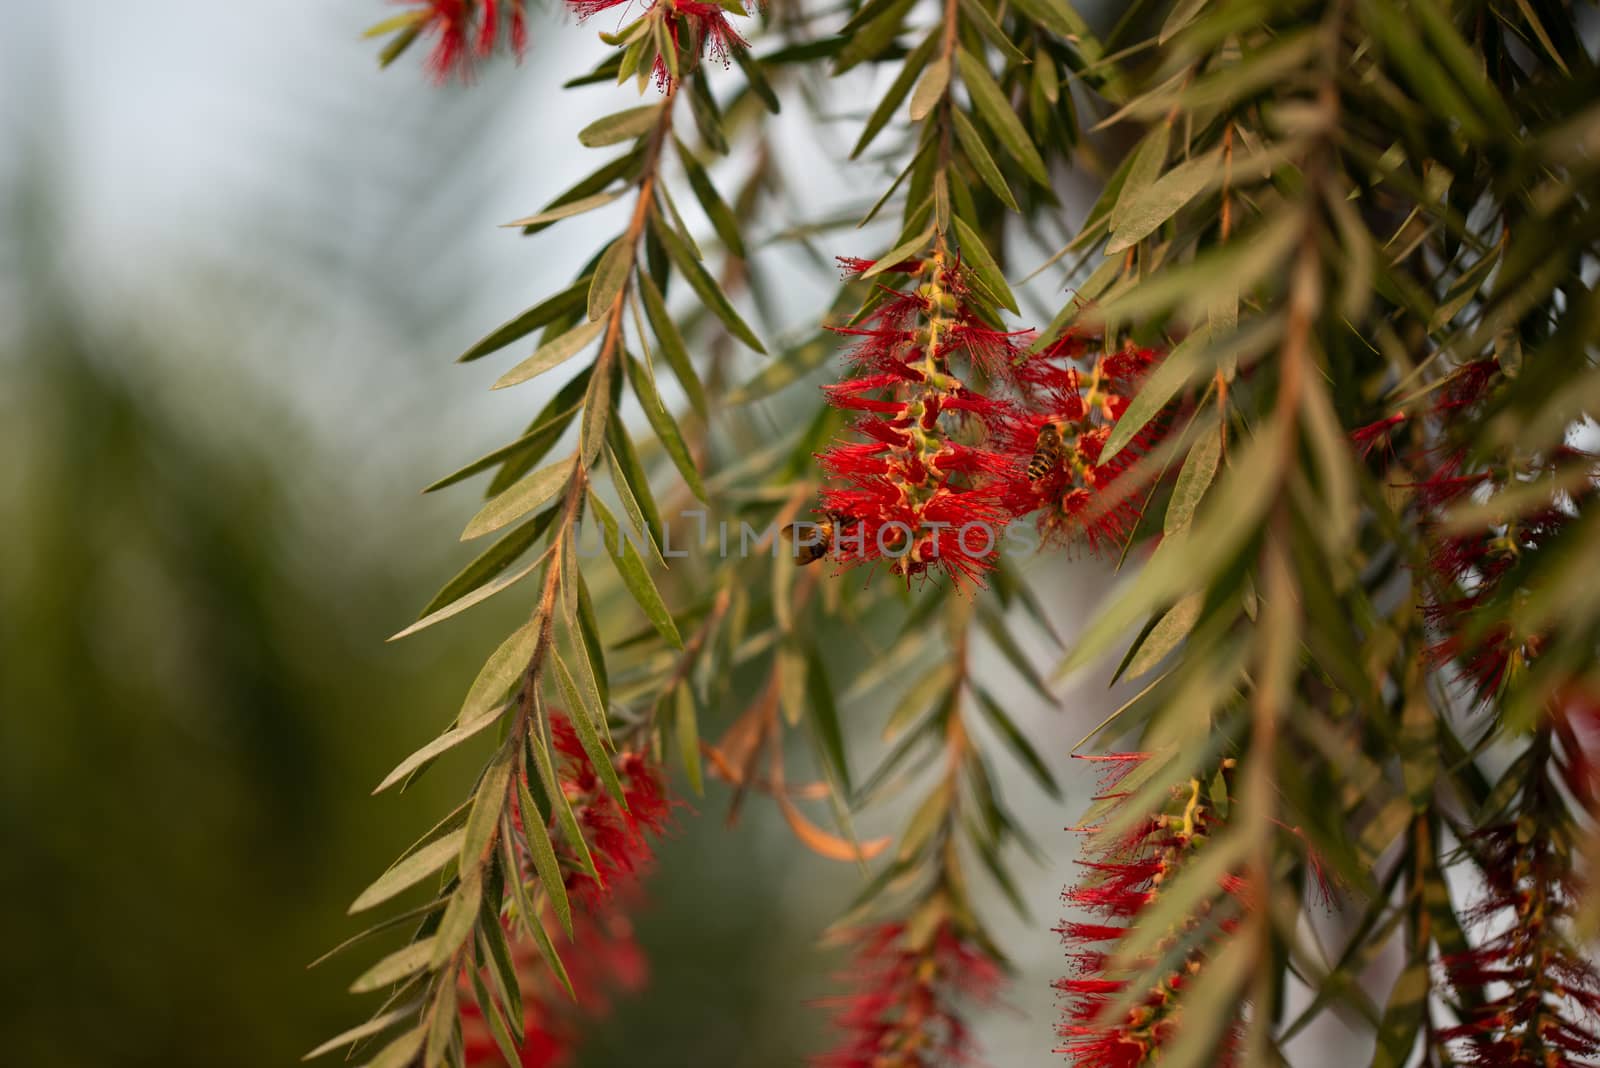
[1027,422,1064,482]
[781,511,844,565]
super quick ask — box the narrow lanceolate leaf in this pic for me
[636,271,707,418]
[428,872,483,968]
[361,1027,426,1068]
[862,223,936,279]
[374,708,506,793]
[392,554,543,640]
[350,939,436,993]
[588,238,634,322]
[626,354,706,502]
[349,830,466,914]
[303,1004,419,1060]
[952,108,1017,212]
[674,683,703,796]
[492,320,605,390]
[852,32,939,158]
[515,773,572,936]
[952,216,1018,313]
[1105,149,1221,254]
[957,48,1049,185]
[908,56,951,122]
[460,745,513,874]
[577,103,662,148]
[1111,124,1171,232]
[416,507,556,621]
[973,687,1060,798]
[458,278,589,363]
[552,648,626,808]
[1165,430,1223,537]
[805,647,851,794]
[1061,428,1284,674]
[675,136,745,258]
[462,460,570,540]
[1100,328,1214,464]
[501,189,626,228]
[460,622,538,727]
[1123,593,1203,679]
[528,700,599,882]
[588,493,684,648]
[648,213,765,353]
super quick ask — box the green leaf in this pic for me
[374,709,506,794]
[423,400,579,494]
[577,104,662,148]
[552,648,627,806]
[501,189,627,228]
[428,875,482,969]
[587,238,633,322]
[349,830,466,914]
[674,683,704,796]
[515,774,572,937]
[863,223,936,279]
[1123,593,1202,680]
[952,108,1017,212]
[605,432,664,559]
[733,46,780,112]
[460,622,537,727]
[458,278,590,363]
[466,956,524,1067]
[303,1005,419,1061]
[1111,126,1171,235]
[636,271,707,418]
[957,0,1029,63]
[588,493,684,648]
[1061,427,1283,675]
[462,460,570,541]
[528,701,598,882]
[350,940,436,993]
[978,607,1053,704]
[973,686,1059,798]
[676,136,745,258]
[415,507,556,620]
[1105,149,1221,254]
[852,32,940,159]
[957,48,1049,185]
[833,0,917,74]
[1007,0,1090,40]
[649,213,765,353]
[1369,960,1428,1068]
[460,745,513,874]
[1165,429,1223,536]
[909,55,951,122]
[1158,0,1208,43]
[492,320,604,391]
[1100,330,1209,464]
[361,1026,427,1068]
[951,216,1018,313]
[626,354,707,502]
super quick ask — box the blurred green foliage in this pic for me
[0,136,838,1068]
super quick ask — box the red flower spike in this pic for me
[816,252,1027,584]
[815,920,1003,1068]
[407,0,528,83]
[461,908,649,1067]
[1057,757,1244,1067]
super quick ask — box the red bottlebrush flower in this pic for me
[541,714,673,908]
[1351,411,1405,461]
[996,340,1167,554]
[1056,756,1243,1067]
[1438,727,1600,1067]
[815,920,1003,1068]
[816,251,1026,584]
[406,0,528,83]
[461,908,650,1067]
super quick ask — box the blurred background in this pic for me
[0,3,1340,1066]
